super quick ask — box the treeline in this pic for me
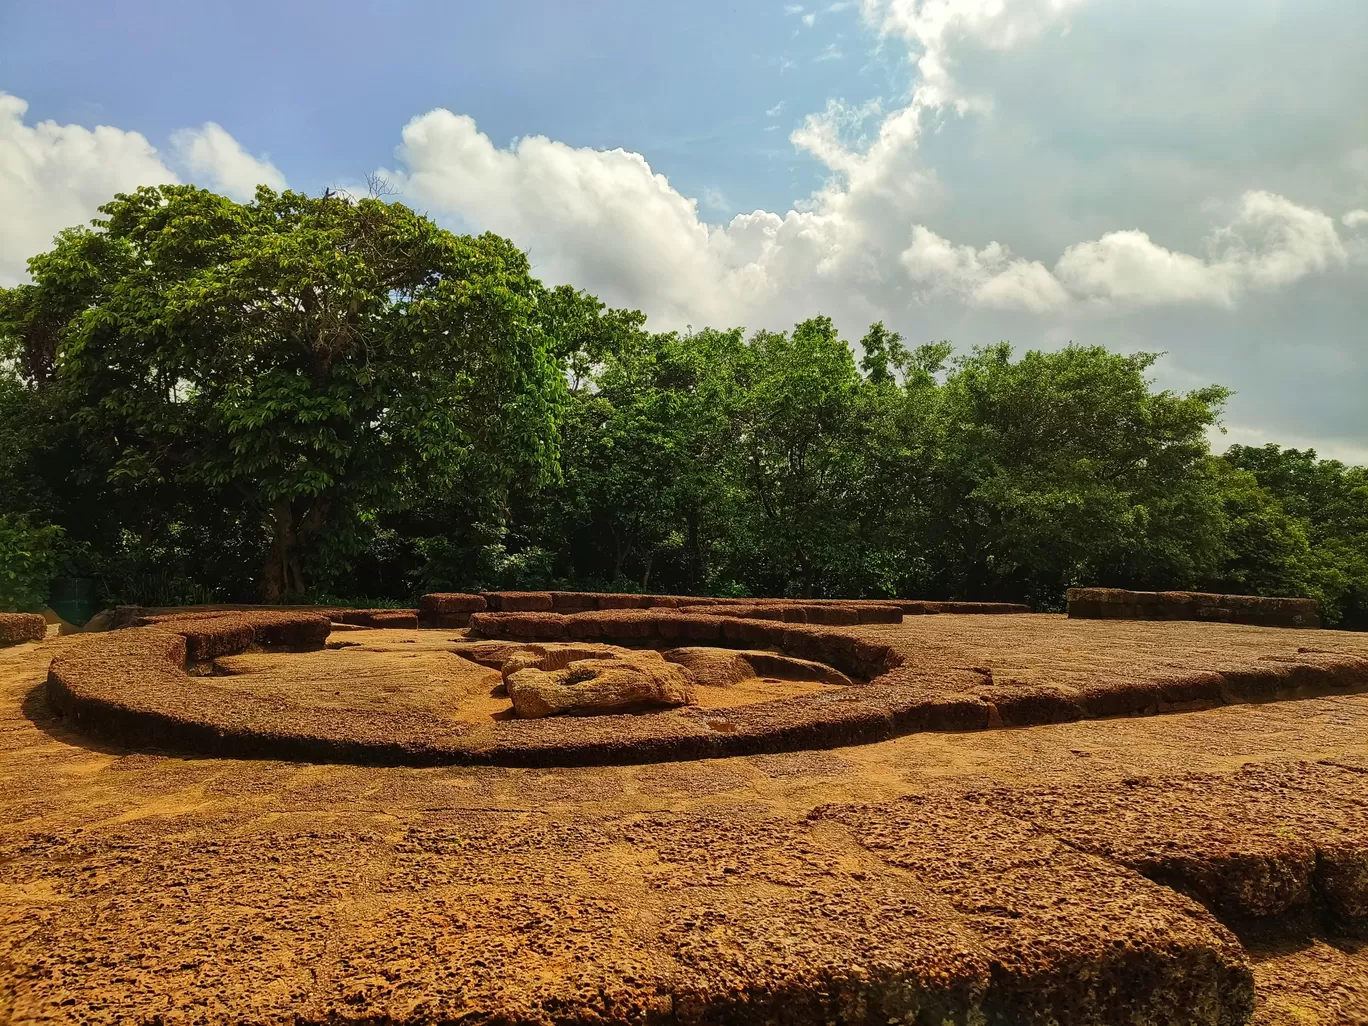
[2,185,1365,626]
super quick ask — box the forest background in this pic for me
[2,186,1365,627]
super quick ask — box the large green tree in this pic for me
[4,185,567,600]
[1217,444,1368,627]
[725,317,871,596]
[924,344,1230,605]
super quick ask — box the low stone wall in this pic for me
[891,600,1031,615]
[417,593,487,628]
[421,591,1031,626]
[131,609,333,661]
[0,612,47,646]
[45,604,1368,769]
[1067,588,1320,628]
[335,608,418,629]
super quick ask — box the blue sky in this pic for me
[2,0,1366,461]
[2,0,884,213]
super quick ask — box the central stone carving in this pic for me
[501,646,696,717]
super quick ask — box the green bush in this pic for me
[0,514,64,612]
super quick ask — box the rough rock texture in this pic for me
[967,762,1368,932]
[427,590,1032,621]
[1251,940,1368,1025]
[417,592,487,628]
[43,614,1368,769]
[1068,588,1320,628]
[10,628,1368,1021]
[497,643,661,681]
[481,591,555,612]
[0,612,46,646]
[448,638,538,669]
[662,646,852,688]
[419,593,487,613]
[685,602,902,625]
[336,608,418,629]
[812,796,1255,1024]
[505,655,696,718]
[132,609,332,660]
[892,600,1031,614]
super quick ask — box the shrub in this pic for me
[0,514,64,612]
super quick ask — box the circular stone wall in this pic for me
[44,608,1368,767]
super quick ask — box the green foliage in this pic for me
[1215,444,1368,627]
[5,185,566,602]
[0,515,64,612]
[4,183,1366,621]
[925,344,1230,606]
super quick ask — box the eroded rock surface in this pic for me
[662,646,852,687]
[498,642,660,681]
[505,654,696,718]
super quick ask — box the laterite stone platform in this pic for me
[7,611,1368,1023]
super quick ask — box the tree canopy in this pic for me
[2,185,1365,626]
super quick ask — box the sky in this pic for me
[2,0,1366,462]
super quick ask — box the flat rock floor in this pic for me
[3,618,1368,1024]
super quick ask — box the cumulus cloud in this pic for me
[862,0,1088,111]
[0,93,177,284]
[1055,192,1347,307]
[170,122,286,201]
[1054,229,1232,306]
[901,226,1067,311]
[0,95,286,285]
[384,111,743,324]
[382,101,1354,331]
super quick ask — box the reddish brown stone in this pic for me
[0,612,46,646]
[1068,587,1320,628]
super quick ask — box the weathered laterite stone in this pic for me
[1067,587,1319,628]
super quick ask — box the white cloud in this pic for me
[0,95,289,285]
[815,43,844,61]
[862,0,1088,111]
[384,103,1352,331]
[1343,209,1368,228]
[1055,192,1346,307]
[803,11,817,26]
[170,122,287,201]
[784,4,805,13]
[1054,229,1232,305]
[901,226,1067,311]
[385,111,748,325]
[0,93,178,285]
[766,101,786,117]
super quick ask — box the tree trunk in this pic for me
[262,500,296,603]
[686,512,702,591]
